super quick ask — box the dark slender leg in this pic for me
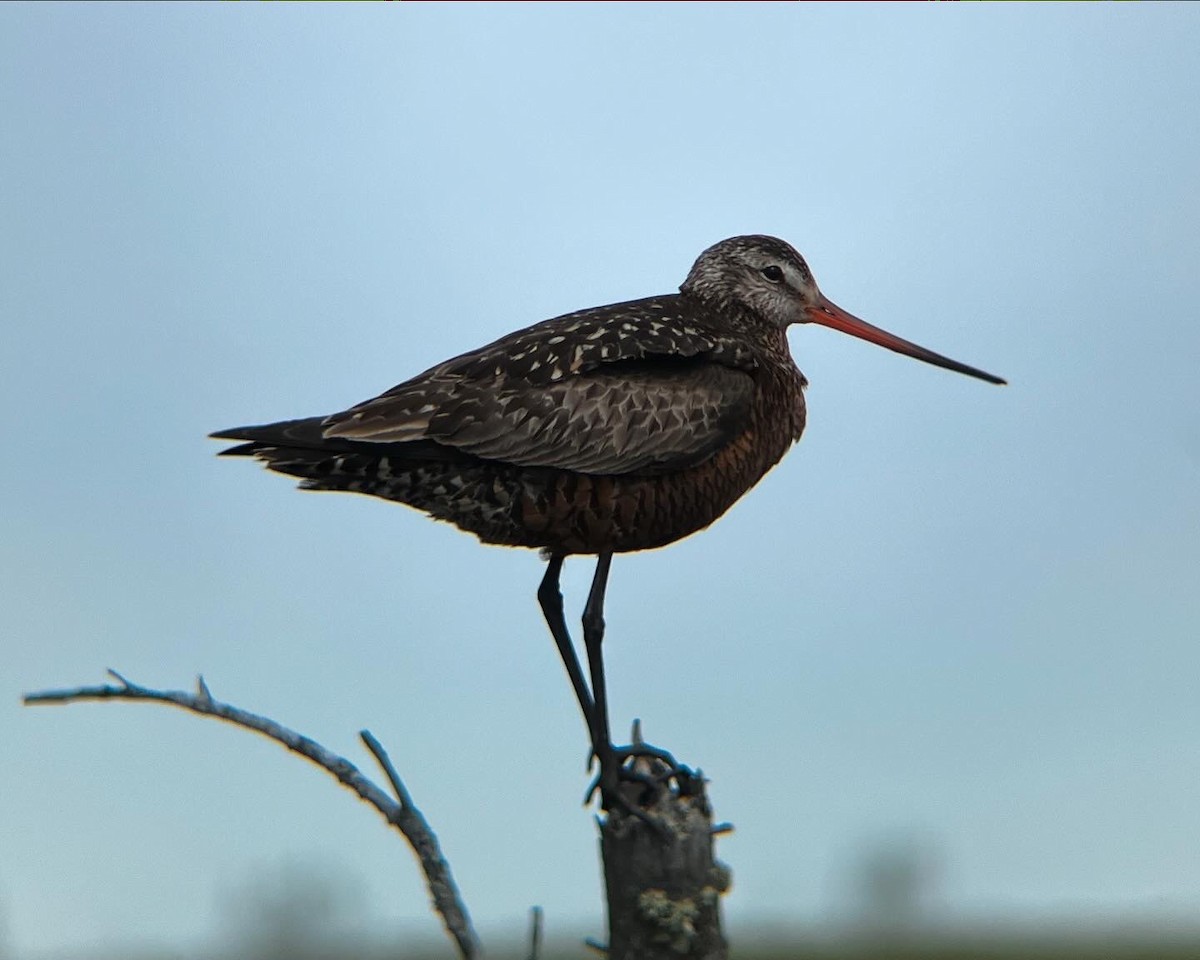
[542,552,688,822]
[582,552,617,798]
[582,554,697,814]
[537,554,595,734]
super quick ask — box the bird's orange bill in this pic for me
[806,294,1006,386]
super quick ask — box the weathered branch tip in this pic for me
[21,670,481,960]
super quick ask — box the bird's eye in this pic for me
[760,265,785,283]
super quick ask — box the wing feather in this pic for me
[322,296,758,476]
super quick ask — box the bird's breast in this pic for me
[517,363,807,554]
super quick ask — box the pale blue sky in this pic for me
[3,3,1199,956]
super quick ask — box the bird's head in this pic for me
[682,235,1005,385]
[682,234,820,328]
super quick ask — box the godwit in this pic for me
[212,235,1004,806]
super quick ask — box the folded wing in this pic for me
[324,358,755,475]
[221,296,759,477]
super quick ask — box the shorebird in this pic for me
[212,235,1004,807]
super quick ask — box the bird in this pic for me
[211,235,1004,809]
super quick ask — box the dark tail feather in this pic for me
[209,416,331,454]
[209,416,372,487]
[215,441,260,458]
[210,416,477,466]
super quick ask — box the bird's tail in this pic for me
[209,416,483,495]
[210,416,379,487]
[210,416,333,456]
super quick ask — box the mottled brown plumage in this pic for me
[215,298,803,555]
[212,235,1003,810]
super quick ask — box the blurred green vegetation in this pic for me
[53,931,1200,960]
[16,860,1200,960]
[728,936,1200,960]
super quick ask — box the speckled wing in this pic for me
[322,296,758,475]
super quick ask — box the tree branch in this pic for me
[23,669,481,960]
[525,904,543,960]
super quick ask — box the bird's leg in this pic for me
[544,552,689,824]
[537,554,596,736]
[582,555,701,814]
[581,552,620,804]
[539,555,642,821]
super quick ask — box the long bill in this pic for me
[806,293,1006,386]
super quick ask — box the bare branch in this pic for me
[361,728,417,809]
[358,729,477,957]
[525,904,543,960]
[23,672,481,960]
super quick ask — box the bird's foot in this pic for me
[584,739,702,826]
